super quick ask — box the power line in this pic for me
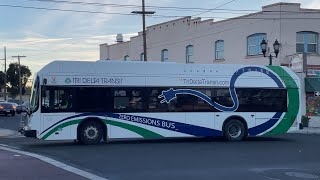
[0,4,133,15]
[24,0,258,12]
[192,0,238,17]
[1,3,320,20]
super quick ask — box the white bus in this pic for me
[24,60,301,144]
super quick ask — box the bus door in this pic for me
[40,86,76,140]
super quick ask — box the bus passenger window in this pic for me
[113,89,146,112]
[41,88,73,113]
[114,97,130,110]
[129,97,143,110]
[54,89,72,110]
[41,88,50,111]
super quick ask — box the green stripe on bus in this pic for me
[41,119,82,140]
[41,119,163,140]
[265,66,300,135]
[103,119,163,138]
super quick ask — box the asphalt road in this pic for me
[0,115,320,180]
[0,114,22,131]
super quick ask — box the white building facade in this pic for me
[100,3,320,122]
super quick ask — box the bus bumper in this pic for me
[23,130,37,138]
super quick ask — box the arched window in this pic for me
[247,33,266,56]
[161,49,169,62]
[297,31,318,53]
[215,40,224,60]
[140,53,144,61]
[124,55,129,61]
[186,45,194,63]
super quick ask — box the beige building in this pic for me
[100,2,320,124]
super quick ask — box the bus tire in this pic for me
[223,119,246,141]
[79,121,103,145]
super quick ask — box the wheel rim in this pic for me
[84,126,99,140]
[228,124,241,138]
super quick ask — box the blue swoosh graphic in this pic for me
[159,66,284,112]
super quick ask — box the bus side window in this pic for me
[41,87,50,112]
[147,88,169,112]
[114,90,129,110]
[54,89,72,110]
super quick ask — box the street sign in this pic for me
[289,54,303,73]
[314,91,320,96]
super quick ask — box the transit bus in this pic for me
[24,60,301,144]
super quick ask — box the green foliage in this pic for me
[301,115,310,127]
[25,86,32,95]
[0,71,4,87]
[6,63,32,98]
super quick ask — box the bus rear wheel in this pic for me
[79,121,103,145]
[223,119,246,141]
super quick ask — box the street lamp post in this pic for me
[260,39,280,66]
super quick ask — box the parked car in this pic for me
[0,102,15,116]
[7,99,24,105]
[10,103,18,110]
[16,102,29,114]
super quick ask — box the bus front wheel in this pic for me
[79,121,103,145]
[223,119,246,141]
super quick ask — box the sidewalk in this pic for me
[0,148,89,180]
[0,128,16,138]
[292,127,320,134]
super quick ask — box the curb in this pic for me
[291,131,320,135]
[290,128,320,135]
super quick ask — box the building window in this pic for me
[186,45,194,63]
[124,55,129,61]
[161,49,168,62]
[296,32,318,53]
[140,53,144,61]
[247,33,266,56]
[215,40,224,60]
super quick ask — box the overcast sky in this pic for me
[0,0,319,75]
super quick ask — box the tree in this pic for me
[7,63,32,98]
[0,71,5,87]
[25,86,32,95]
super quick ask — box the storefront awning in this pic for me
[305,78,320,92]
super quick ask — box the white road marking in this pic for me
[0,144,109,180]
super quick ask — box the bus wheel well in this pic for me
[77,118,107,142]
[222,116,248,135]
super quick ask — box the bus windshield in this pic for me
[30,75,39,113]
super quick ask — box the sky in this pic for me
[0,0,319,75]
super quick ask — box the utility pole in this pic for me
[131,0,155,61]
[1,47,7,101]
[12,55,26,104]
[4,47,7,101]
